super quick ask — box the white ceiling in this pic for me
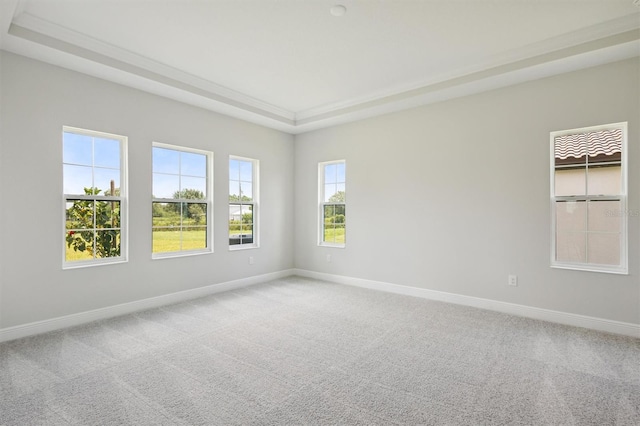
[1,0,639,134]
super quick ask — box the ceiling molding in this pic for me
[1,3,638,135]
[9,11,296,125]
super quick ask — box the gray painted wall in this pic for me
[0,52,294,328]
[1,51,638,330]
[294,58,639,325]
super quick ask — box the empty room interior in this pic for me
[1,0,639,424]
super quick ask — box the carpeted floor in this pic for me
[1,276,638,425]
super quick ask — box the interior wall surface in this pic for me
[0,52,295,328]
[294,58,640,325]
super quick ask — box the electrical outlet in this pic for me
[326,254,331,263]
[508,275,518,286]
[248,256,254,265]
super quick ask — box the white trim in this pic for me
[0,269,295,343]
[2,8,637,134]
[293,269,640,338]
[151,142,214,258]
[318,160,346,247]
[550,122,628,274]
[62,126,128,268]
[228,155,259,249]
[9,11,295,123]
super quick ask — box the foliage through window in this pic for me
[152,144,212,256]
[63,127,127,266]
[319,160,346,246]
[229,157,258,248]
[551,123,627,274]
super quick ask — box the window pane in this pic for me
[182,226,207,250]
[152,147,179,174]
[239,161,253,182]
[325,164,337,184]
[229,181,240,200]
[229,159,240,181]
[64,164,93,194]
[334,223,346,243]
[153,174,180,199]
[95,200,120,229]
[587,165,621,196]
[65,230,95,261]
[336,163,346,183]
[152,202,180,227]
[229,204,242,223]
[95,230,121,258]
[324,184,337,202]
[93,137,120,168]
[181,152,206,177]
[587,233,620,266]
[180,176,206,197]
[153,229,181,253]
[66,200,94,229]
[63,132,92,166]
[94,168,120,195]
[324,204,336,221]
[556,231,586,263]
[182,202,207,226]
[588,200,620,233]
[554,134,587,167]
[241,204,253,223]
[239,182,253,201]
[556,200,586,232]
[554,168,585,196]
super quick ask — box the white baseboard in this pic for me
[0,269,295,343]
[294,269,640,338]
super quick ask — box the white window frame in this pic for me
[229,156,259,250]
[62,126,128,269]
[318,160,346,248]
[550,122,628,274]
[152,143,213,259]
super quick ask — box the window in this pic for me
[319,160,346,247]
[63,127,127,267]
[152,143,212,257]
[551,122,627,274]
[229,156,258,249]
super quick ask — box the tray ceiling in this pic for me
[1,0,639,134]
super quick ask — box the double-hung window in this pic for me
[229,156,258,249]
[152,143,212,257]
[551,122,627,274]
[319,160,346,247]
[63,127,127,267]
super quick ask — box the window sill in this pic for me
[63,258,128,270]
[229,244,259,251]
[319,243,346,249]
[551,263,628,275]
[152,250,213,260]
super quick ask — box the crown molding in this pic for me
[1,4,638,135]
[8,11,296,125]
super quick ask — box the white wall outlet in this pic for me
[326,254,331,263]
[248,256,254,265]
[508,274,518,286]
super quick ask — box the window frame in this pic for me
[318,160,346,248]
[229,155,259,250]
[550,122,628,274]
[62,126,128,269]
[152,142,213,259]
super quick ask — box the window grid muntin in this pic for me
[229,156,258,249]
[152,143,212,257]
[319,160,346,247]
[550,122,627,274]
[63,127,127,267]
